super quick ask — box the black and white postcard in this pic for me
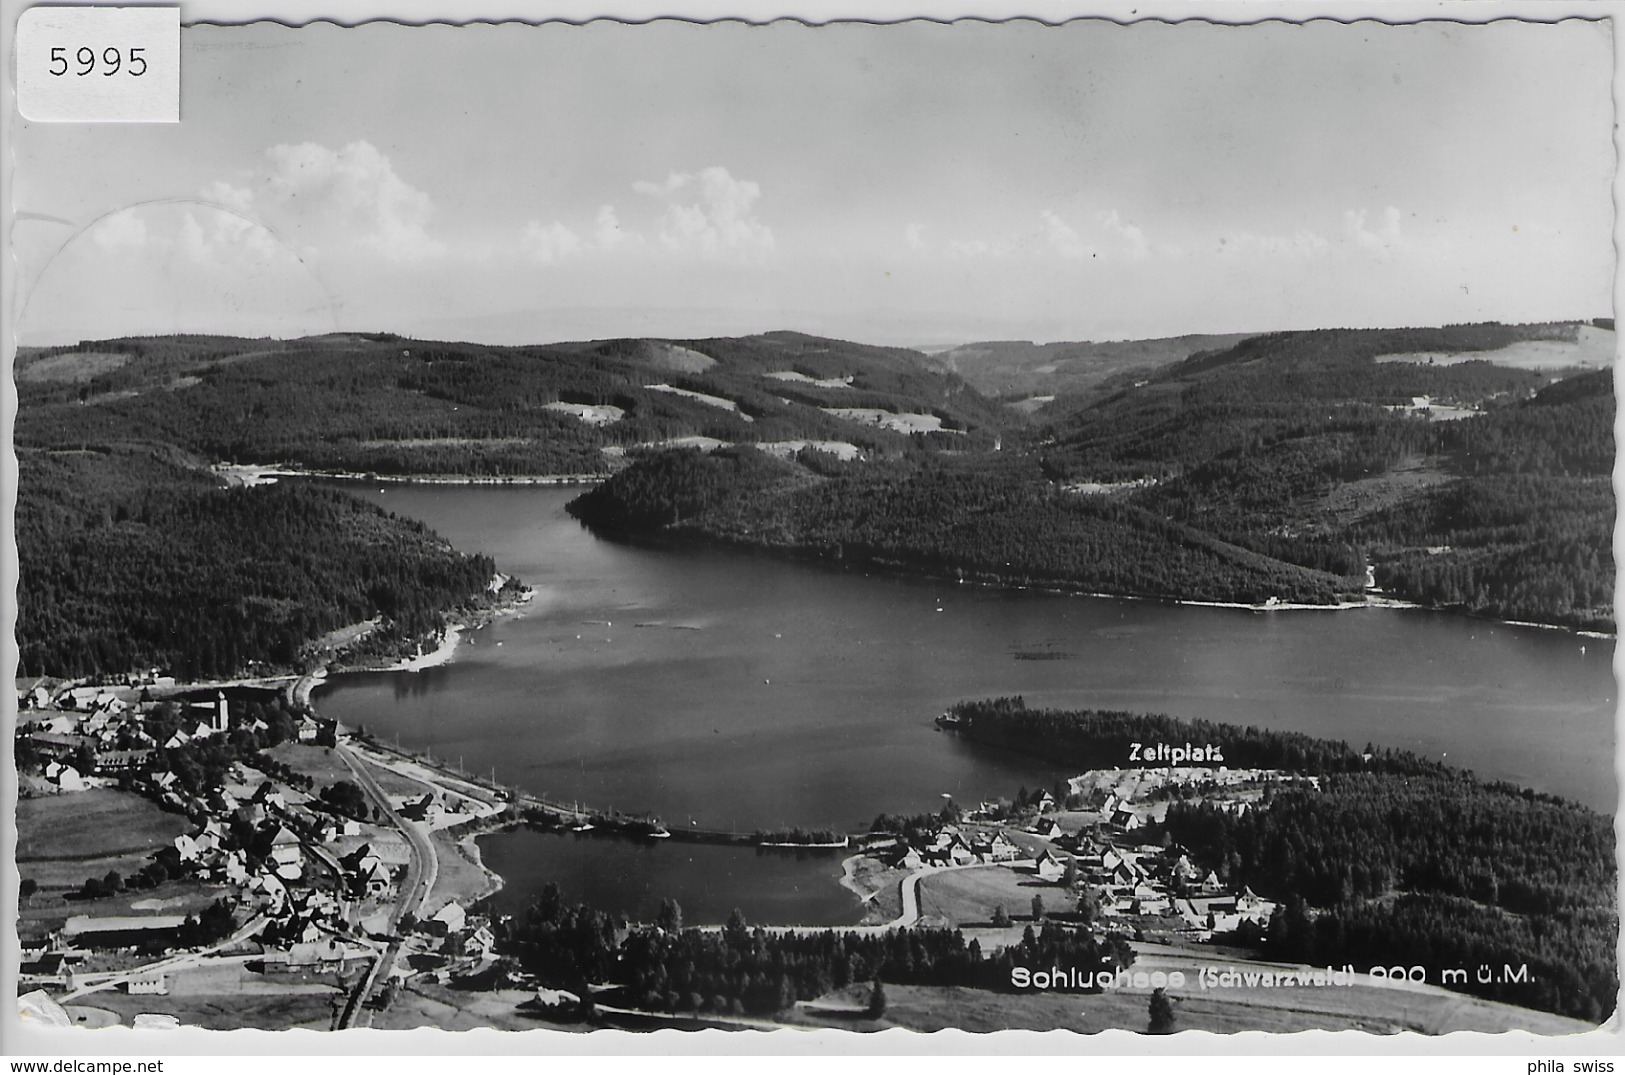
[4,1,1619,1054]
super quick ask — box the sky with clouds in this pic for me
[11,18,1615,347]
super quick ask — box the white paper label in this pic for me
[16,6,180,123]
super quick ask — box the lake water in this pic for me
[312,482,1616,923]
[478,831,860,926]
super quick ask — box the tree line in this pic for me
[1163,773,1615,1022]
[940,696,1452,777]
[497,883,1134,1017]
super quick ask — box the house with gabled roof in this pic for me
[173,833,202,862]
[1110,807,1142,831]
[878,843,922,870]
[1033,850,1069,883]
[971,832,1021,863]
[19,680,53,710]
[431,901,467,934]
[250,872,289,913]
[253,781,287,810]
[1026,816,1059,838]
[44,762,85,793]
[357,858,391,897]
[466,922,496,958]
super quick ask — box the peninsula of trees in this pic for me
[15,446,512,679]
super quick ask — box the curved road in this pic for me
[336,740,438,1027]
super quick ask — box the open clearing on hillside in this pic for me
[1007,395,1055,414]
[765,371,854,388]
[17,351,131,382]
[645,383,753,420]
[544,401,625,426]
[1063,478,1156,495]
[822,407,958,434]
[1376,325,1615,370]
[1384,398,1478,421]
[627,435,729,453]
[643,342,717,373]
[754,440,863,461]
[1312,454,1451,528]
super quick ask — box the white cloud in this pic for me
[519,219,585,263]
[594,204,631,251]
[1096,209,1150,259]
[89,212,148,251]
[87,202,283,266]
[1343,206,1408,253]
[632,166,775,258]
[245,140,444,263]
[178,205,284,265]
[200,179,256,216]
[966,208,1147,262]
[1040,210,1094,260]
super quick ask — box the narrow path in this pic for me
[885,862,995,928]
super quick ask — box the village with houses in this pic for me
[16,673,1595,1036]
[845,764,1292,946]
[13,674,518,1031]
[10,664,1327,1031]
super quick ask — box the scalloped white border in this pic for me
[1,0,1620,1061]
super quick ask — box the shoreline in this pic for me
[342,581,536,677]
[380,624,464,673]
[216,458,1612,639]
[458,827,505,906]
[214,462,607,487]
[588,523,1614,638]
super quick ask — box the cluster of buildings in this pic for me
[15,679,502,1006]
[876,766,1285,943]
[17,681,326,796]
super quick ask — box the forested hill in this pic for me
[918,332,1256,402]
[14,329,1011,679]
[570,321,1614,629]
[14,446,513,680]
[567,447,1364,606]
[15,320,1614,682]
[15,330,1009,478]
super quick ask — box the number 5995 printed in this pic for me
[17,7,178,122]
[49,46,149,77]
